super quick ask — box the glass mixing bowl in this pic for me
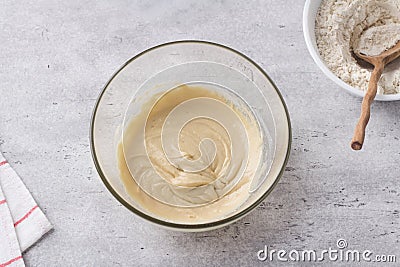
[90,40,291,231]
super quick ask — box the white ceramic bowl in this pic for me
[303,0,400,101]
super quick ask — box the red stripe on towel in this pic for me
[0,256,23,267]
[0,199,6,205]
[14,205,38,227]
[0,160,7,166]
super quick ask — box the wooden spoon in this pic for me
[351,41,400,150]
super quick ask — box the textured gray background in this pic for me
[1,0,400,266]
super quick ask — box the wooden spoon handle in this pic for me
[351,63,384,150]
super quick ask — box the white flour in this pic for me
[355,24,400,56]
[315,0,400,94]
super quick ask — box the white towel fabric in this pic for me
[0,153,52,267]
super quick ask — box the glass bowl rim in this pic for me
[90,40,292,230]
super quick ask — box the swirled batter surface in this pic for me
[117,85,263,223]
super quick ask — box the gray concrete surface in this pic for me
[1,0,400,266]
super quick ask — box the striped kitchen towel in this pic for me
[0,153,52,267]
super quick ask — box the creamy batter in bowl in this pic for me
[91,41,291,231]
